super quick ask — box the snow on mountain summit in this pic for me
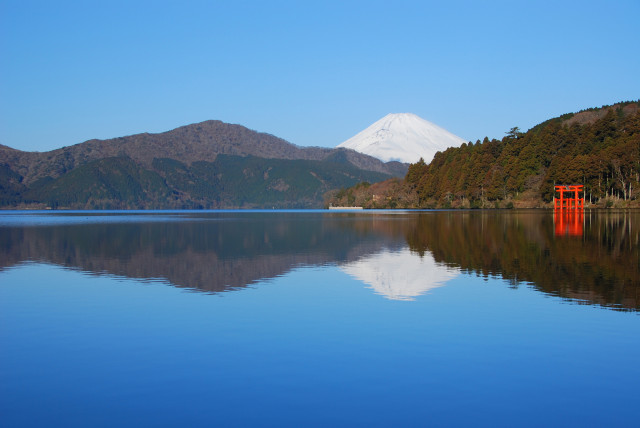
[338,113,467,164]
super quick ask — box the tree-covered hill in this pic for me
[327,101,640,209]
[0,120,406,209]
[2,154,392,209]
[0,120,406,185]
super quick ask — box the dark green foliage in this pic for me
[505,127,524,140]
[0,163,26,206]
[208,155,388,208]
[25,157,171,209]
[2,153,392,209]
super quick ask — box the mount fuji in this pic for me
[338,113,467,164]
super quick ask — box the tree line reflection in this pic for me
[405,210,639,311]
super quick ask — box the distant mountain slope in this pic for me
[338,113,467,164]
[0,120,406,186]
[0,120,404,209]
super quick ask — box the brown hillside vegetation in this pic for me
[563,103,639,127]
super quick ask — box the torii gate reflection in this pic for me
[554,185,584,237]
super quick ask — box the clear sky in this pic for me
[1,0,639,152]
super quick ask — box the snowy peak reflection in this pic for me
[340,247,459,301]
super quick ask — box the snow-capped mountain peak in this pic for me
[338,113,466,164]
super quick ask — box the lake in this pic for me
[1,209,638,427]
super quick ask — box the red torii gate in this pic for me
[554,185,584,210]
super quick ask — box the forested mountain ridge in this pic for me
[0,120,406,185]
[327,101,640,209]
[0,120,406,209]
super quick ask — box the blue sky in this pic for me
[1,0,639,152]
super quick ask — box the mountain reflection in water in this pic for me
[340,248,459,300]
[0,210,637,310]
[0,212,407,293]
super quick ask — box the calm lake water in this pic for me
[1,210,638,427]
